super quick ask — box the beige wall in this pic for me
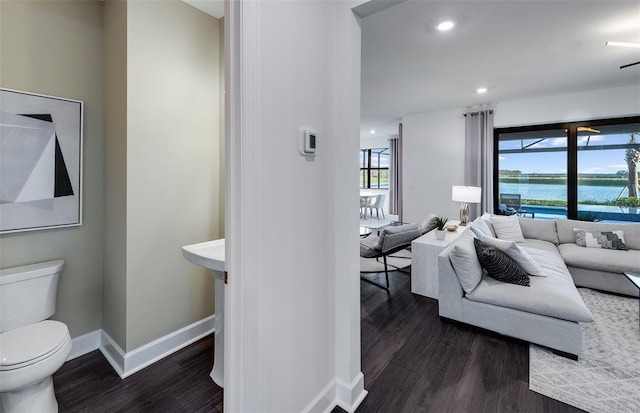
[103,0,128,348]
[0,0,105,337]
[1,0,223,353]
[124,0,221,350]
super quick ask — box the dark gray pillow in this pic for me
[473,238,530,287]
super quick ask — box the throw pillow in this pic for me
[473,238,530,287]
[420,213,438,234]
[450,232,483,294]
[477,234,546,276]
[574,229,628,251]
[469,218,493,238]
[490,215,525,242]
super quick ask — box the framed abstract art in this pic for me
[0,88,83,233]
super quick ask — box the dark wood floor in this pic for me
[54,267,582,412]
[54,337,223,412]
[355,269,583,413]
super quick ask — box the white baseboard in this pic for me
[303,379,337,413]
[335,372,367,413]
[302,372,367,413]
[64,315,215,380]
[117,314,215,378]
[68,329,101,361]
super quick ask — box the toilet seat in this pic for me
[0,320,70,371]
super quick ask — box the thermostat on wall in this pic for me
[299,128,317,157]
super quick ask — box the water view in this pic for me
[499,182,630,202]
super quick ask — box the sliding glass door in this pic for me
[495,116,640,222]
[577,122,640,221]
[496,127,568,219]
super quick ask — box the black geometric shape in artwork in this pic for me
[54,137,74,197]
[20,113,74,197]
[20,113,53,123]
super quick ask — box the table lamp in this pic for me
[452,186,482,226]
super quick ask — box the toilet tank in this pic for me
[0,260,64,333]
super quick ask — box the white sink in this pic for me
[182,239,225,274]
[182,238,226,387]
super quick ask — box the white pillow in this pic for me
[480,213,497,237]
[490,215,525,242]
[450,232,483,294]
[478,234,546,276]
[469,218,493,238]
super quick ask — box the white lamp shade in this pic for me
[452,186,482,203]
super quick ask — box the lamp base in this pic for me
[459,203,469,226]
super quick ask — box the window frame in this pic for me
[360,147,390,189]
[493,115,640,220]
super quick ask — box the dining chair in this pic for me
[368,194,386,220]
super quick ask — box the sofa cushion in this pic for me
[466,244,594,322]
[450,231,483,294]
[518,217,559,244]
[555,219,640,250]
[491,215,525,242]
[474,238,530,286]
[557,243,640,274]
[478,234,546,276]
[360,235,381,258]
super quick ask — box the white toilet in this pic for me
[0,260,72,413]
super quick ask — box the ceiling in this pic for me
[180,1,639,141]
[360,0,640,139]
[182,0,224,19]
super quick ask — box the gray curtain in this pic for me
[388,123,403,221]
[464,110,494,219]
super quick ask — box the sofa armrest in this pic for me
[438,241,464,321]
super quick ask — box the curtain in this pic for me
[388,123,403,221]
[464,110,494,219]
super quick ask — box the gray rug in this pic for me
[529,288,640,412]
[360,250,411,273]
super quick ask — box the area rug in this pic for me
[529,288,640,412]
[360,249,411,273]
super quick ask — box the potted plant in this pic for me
[435,216,448,240]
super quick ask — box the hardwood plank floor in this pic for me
[356,268,584,413]
[54,266,582,412]
[54,337,223,412]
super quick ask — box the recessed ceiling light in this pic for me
[370,129,376,134]
[436,20,455,31]
[606,41,640,48]
[476,87,488,94]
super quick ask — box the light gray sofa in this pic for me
[438,215,640,358]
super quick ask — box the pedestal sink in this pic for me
[182,239,225,387]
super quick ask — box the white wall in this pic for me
[225,1,364,411]
[360,136,391,149]
[402,108,465,223]
[495,85,640,127]
[402,85,640,223]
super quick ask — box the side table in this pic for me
[411,220,463,299]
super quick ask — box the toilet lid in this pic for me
[0,320,70,370]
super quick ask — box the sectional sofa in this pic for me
[437,214,640,358]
